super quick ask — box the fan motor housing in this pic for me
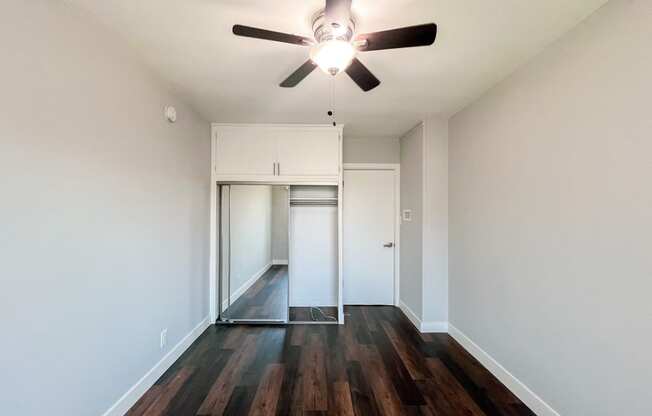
[312,10,356,43]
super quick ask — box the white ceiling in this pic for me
[67,0,607,137]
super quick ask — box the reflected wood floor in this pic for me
[126,306,535,416]
[224,266,288,321]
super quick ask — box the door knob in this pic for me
[383,242,394,248]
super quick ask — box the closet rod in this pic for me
[290,200,338,207]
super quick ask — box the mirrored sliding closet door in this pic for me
[219,184,289,323]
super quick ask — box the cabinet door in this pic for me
[214,126,277,177]
[275,128,340,177]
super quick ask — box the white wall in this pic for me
[271,186,289,262]
[289,206,339,307]
[449,1,652,414]
[343,136,400,163]
[228,185,272,297]
[0,2,210,415]
[287,185,338,307]
[399,125,424,317]
[423,117,449,326]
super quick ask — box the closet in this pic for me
[289,186,339,322]
[209,124,343,324]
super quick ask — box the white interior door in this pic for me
[343,169,396,305]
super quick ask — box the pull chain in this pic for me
[328,76,337,127]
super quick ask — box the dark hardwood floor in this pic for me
[127,306,534,416]
[223,266,288,321]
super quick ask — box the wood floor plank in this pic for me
[290,325,306,346]
[360,306,379,332]
[222,385,255,416]
[425,337,514,416]
[249,364,284,416]
[125,385,163,416]
[221,325,245,350]
[370,325,426,406]
[164,350,233,415]
[302,332,328,411]
[141,367,194,416]
[275,344,301,416]
[347,360,381,416]
[432,334,525,413]
[424,358,487,416]
[330,381,355,416]
[197,334,258,415]
[381,320,432,381]
[359,345,405,416]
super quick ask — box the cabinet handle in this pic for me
[278,163,280,176]
[273,162,276,176]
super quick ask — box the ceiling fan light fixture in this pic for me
[310,40,355,76]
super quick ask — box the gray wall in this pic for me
[0,2,210,415]
[343,136,400,163]
[399,125,424,317]
[423,117,449,325]
[271,186,289,262]
[449,0,652,414]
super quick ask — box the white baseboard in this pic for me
[399,301,448,333]
[221,262,272,311]
[448,325,560,416]
[421,321,449,333]
[272,259,288,265]
[399,300,422,330]
[101,317,211,416]
[398,307,556,414]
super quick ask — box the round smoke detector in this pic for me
[164,106,177,123]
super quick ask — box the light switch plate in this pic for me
[402,209,413,222]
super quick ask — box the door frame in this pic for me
[343,163,401,307]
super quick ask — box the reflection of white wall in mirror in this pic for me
[271,186,289,264]
[228,185,273,304]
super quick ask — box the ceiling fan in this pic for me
[232,0,437,92]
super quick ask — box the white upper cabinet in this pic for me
[214,126,278,177]
[213,125,341,182]
[275,128,340,177]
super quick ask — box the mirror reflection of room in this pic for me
[220,185,288,322]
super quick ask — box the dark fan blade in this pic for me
[356,23,437,51]
[345,58,380,92]
[233,24,312,46]
[325,0,352,25]
[280,60,318,88]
